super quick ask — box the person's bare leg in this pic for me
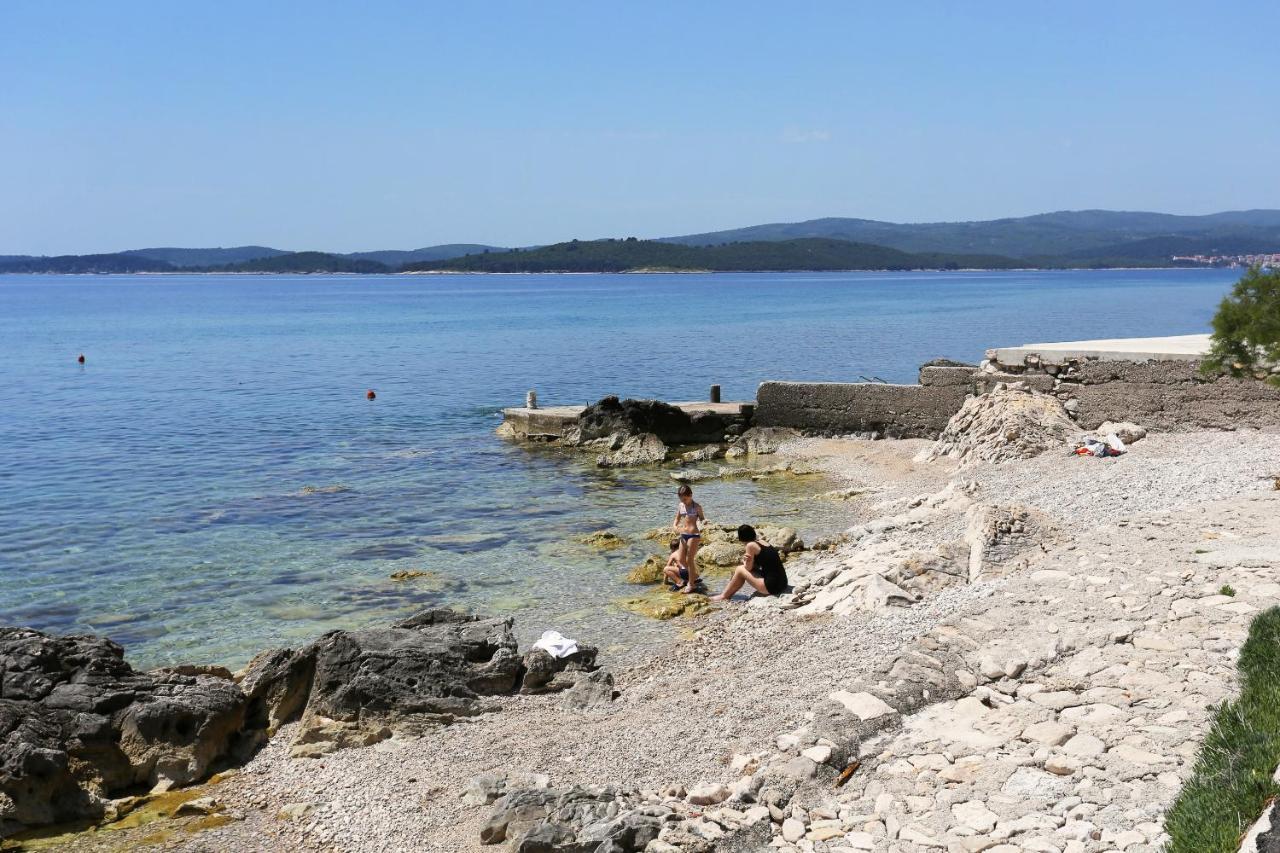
[710,567,747,601]
[663,564,682,587]
[680,537,702,593]
[711,566,769,601]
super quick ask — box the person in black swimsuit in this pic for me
[709,524,788,601]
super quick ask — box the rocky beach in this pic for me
[6,384,1280,853]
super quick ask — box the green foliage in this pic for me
[664,210,1280,260]
[1220,584,1236,597]
[217,252,390,273]
[404,238,1026,273]
[0,253,177,273]
[1202,266,1280,387]
[1165,606,1280,851]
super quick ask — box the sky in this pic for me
[2,1,1278,254]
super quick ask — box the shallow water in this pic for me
[0,269,1238,667]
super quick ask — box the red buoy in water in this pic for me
[77,353,85,364]
[366,389,376,400]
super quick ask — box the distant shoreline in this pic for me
[0,265,1219,276]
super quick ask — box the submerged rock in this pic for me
[625,554,669,585]
[578,530,628,550]
[615,590,713,620]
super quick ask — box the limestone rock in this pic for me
[725,427,803,458]
[237,647,315,733]
[579,530,628,550]
[560,670,617,711]
[626,555,669,585]
[686,782,730,806]
[288,610,520,749]
[918,388,1077,467]
[577,396,731,446]
[828,690,897,721]
[597,433,668,468]
[0,626,255,833]
[951,800,998,833]
[480,785,660,851]
[1095,421,1147,444]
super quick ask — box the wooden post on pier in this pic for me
[526,390,538,410]
[709,384,721,403]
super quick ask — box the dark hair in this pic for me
[676,484,693,497]
[669,539,680,552]
[737,524,757,543]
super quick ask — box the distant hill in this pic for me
[344,244,508,266]
[218,252,391,273]
[124,246,291,267]
[661,209,1280,260]
[1057,231,1280,262]
[0,253,176,273]
[405,238,1027,273]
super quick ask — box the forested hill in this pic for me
[661,210,1280,259]
[404,238,1028,273]
[217,252,390,273]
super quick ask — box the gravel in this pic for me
[156,428,1280,853]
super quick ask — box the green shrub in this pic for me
[1220,584,1236,597]
[1202,266,1280,386]
[1165,606,1280,851]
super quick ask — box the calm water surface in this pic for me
[0,269,1238,667]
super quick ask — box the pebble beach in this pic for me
[61,426,1272,853]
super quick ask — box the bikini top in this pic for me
[677,502,699,518]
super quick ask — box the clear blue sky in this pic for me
[2,1,1277,254]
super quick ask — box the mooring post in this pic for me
[526,390,538,410]
[709,384,721,403]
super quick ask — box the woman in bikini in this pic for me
[672,484,705,594]
[709,524,788,601]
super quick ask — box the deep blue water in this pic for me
[0,269,1238,667]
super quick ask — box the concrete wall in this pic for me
[755,381,970,438]
[1060,360,1280,432]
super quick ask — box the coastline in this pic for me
[19,426,1280,851]
[0,266,1206,276]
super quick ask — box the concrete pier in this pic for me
[499,334,1280,445]
[992,334,1210,365]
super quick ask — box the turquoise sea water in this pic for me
[0,269,1239,667]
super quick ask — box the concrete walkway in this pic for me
[993,333,1211,364]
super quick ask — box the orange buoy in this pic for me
[77,354,85,364]
[366,389,376,400]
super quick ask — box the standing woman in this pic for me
[672,484,705,593]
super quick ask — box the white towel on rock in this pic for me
[532,630,578,658]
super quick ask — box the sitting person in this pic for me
[662,539,704,592]
[709,524,788,602]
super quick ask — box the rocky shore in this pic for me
[6,389,1280,852]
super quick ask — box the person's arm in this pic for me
[742,542,759,573]
[672,507,681,531]
[696,504,706,530]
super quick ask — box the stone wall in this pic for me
[980,354,1280,432]
[1064,360,1280,431]
[754,380,970,438]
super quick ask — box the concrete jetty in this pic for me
[499,334,1280,444]
[992,333,1211,364]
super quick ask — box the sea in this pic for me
[0,268,1240,668]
